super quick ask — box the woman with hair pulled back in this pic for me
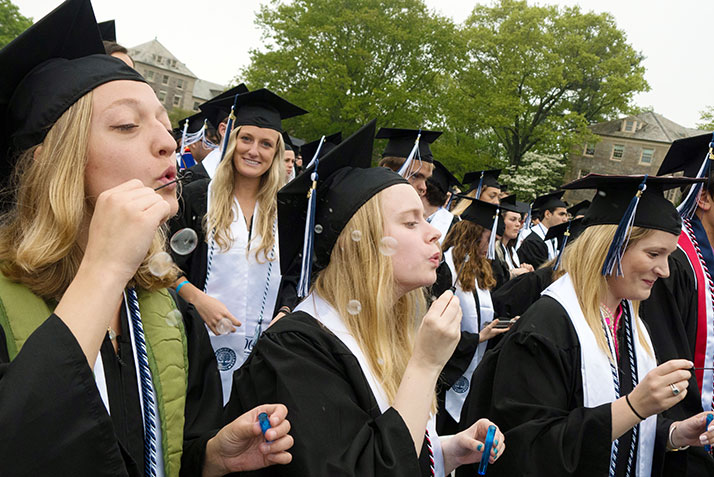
[170,88,306,403]
[0,1,293,475]
[225,121,506,476]
[458,174,714,476]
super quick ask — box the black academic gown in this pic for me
[170,178,298,316]
[490,255,510,291]
[457,296,679,477]
[0,292,222,476]
[186,162,210,183]
[224,312,434,476]
[517,232,549,269]
[491,266,555,318]
[640,249,714,475]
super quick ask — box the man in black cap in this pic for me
[517,190,568,269]
[174,111,216,169]
[640,132,714,475]
[376,127,441,197]
[424,160,461,244]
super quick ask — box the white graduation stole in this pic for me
[542,274,656,476]
[296,294,446,476]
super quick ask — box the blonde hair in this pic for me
[442,220,496,291]
[207,125,284,262]
[450,188,477,216]
[561,224,653,361]
[313,190,431,407]
[0,91,177,301]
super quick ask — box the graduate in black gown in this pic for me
[225,121,506,476]
[640,133,714,474]
[517,190,569,268]
[0,2,293,475]
[459,174,714,476]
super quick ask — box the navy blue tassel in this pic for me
[475,172,485,200]
[553,221,571,271]
[676,135,714,219]
[602,176,648,276]
[218,94,240,163]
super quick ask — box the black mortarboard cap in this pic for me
[201,88,307,133]
[495,195,519,236]
[290,135,305,148]
[657,133,713,177]
[532,190,566,211]
[176,111,208,134]
[462,169,501,190]
[282,132,295,152]
[428,160,461,194]
[198,83,249,129]
[375,127,442,163]
[567,200,591,218]
[561,174,705,275]
[278,120,407,278]
[0,0,146,179]
[300,132,342,163]
[544,218,586,270]
[98,20,116,42]
[514,200,529,216]
[460,198,500,230]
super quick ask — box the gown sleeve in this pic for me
[491,266,554,318]
[0,316,130,476]
[517,235,548,269]
[224,313,425,477]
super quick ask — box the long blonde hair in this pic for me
[0,91,176,301]
[313,190,429,406]
[207,125,284,262]
[442,220,496,291]
[450,188,477,216]
[561,224,653,361]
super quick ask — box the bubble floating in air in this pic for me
[314,224,323,234]
[379,236,398,256]
[148,251,173,277]
[216,318,233,335]
[346,299,362,315]
[170,228,198,255]
[351,230,362,242]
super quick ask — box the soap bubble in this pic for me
[377,358,385,366]
[170,228,198,255]
[165,309,182,327]
[351,230,362,242]
[148,252,173,277]
[216,318,234,335]
[346,299,362,315]
[314,224,323,234]
[379,236,398,256]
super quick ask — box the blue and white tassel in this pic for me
[676,135,714,220]
[474,171,485,200]
[297,160,320,298]
[219,94,240,163]
[487,208,499,260]
[602,176,647,276]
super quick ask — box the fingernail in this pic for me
[700,435,709,445]
[494,448,499,455]
[477,444,483,451]
[494,439,499,446]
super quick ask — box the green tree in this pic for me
[241,0,458,145]
[0,0,32,49]
[448,0,649,169]
[169,107,195,130]
[697,106,714,131]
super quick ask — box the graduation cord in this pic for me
[126,288,159,477]
[683,218,714,417]
[601,303,639,477]
[424,430,435,476]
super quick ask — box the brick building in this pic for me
[565,112,707,202]
[128,39,225,112]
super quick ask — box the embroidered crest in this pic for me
[452,376,469,394]
[215,347,237,371]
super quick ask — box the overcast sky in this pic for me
[13,0,714,129]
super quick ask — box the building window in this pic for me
[583,143,595,156]
[640,148,655,165]
[623,120,636,132]
[146,70,154,80]
[173,95,182,107]
[157,55,163,64]
[172,59,177,68]
[578,168,590,178]
[177,78,184,90]
[162,74,169,85]
[158,90,167,103]
[611,144,624,161]
[193,101,200,110]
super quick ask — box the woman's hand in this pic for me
[190,289,241,335]
[442,418,505,473]
[202,404,293,477]
[412,290,462,371]
[669,412,714,449]
[83,179,171,285]
[479,317,518,343]
[629,359,692,418]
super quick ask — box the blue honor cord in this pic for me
[478,425,497,475]
[258,412,272,442]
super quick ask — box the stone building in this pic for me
[128,39,225,112]
[564,112,707,202]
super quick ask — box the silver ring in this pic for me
[670,383,680,396]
